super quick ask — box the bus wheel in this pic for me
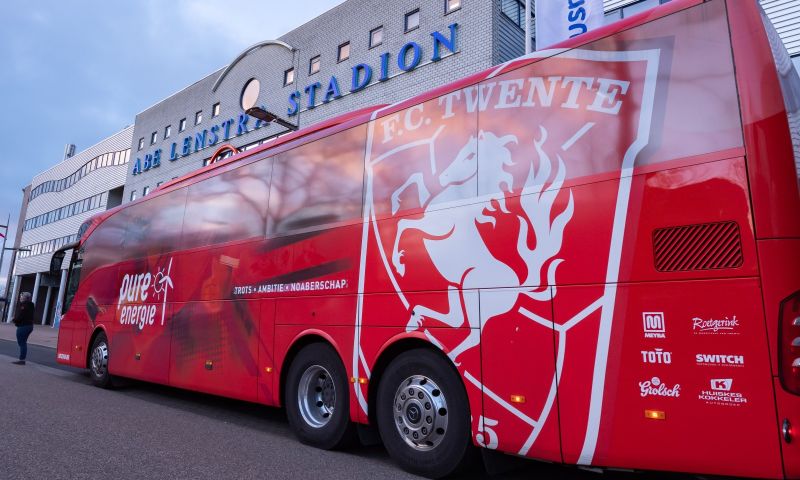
[89,332,114,388]
[376,348,474,479]
[285,343,355,450]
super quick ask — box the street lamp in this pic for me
[240,78,298,132]
[245,106,299,132]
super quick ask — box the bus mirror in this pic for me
[50,250,66,274]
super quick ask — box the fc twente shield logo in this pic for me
[353,48,660,463]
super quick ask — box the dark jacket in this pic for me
[13,301,35,326]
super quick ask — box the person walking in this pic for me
[12,291,35,365]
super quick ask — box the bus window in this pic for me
[368,94,478,221]
[182,158,271,248]
[268,124,366,235]
[123,187,188,260]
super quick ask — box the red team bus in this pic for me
[51,0,800,478]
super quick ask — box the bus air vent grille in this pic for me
[652,221,743,272]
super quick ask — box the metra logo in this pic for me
[695,354,744,366]
[638,376,680,398]
[117,258,174,330]
[642,312,666,339]
[640,348,672,364]
[692,315,740,334]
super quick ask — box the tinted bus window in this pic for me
[268,125,366,235]
[123,187,188,260]
[182,158,272,248]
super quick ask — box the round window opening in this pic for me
[240,78,261,111]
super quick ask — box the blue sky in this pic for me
[0,0,345,286]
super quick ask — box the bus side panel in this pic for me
[109,303,172,385]
[55,312,73,365]
[727,0,800,240]
[576,279,782,478]
[257,299,277,406]
[169,300,260,402]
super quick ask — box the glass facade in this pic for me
[23,192,107,231]
[28,149,130,203]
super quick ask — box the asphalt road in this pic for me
[0,339,703,480]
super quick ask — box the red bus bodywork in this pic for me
[57,1,800,477]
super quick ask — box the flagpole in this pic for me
[525,0,532,54]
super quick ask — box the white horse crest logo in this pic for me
[382,126,573,363]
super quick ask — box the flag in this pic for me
[535,0,604,50]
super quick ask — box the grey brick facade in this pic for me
[125,0,495,198]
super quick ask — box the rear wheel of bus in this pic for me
[285,342,355,450]
[376,348,474,479]
[89,331,114,388]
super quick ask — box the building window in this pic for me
[150,131,158,145]
[130,190,137,201]
[446,0,461,14]
[369,26,384,48]
[165,125,172,139]
[284,68,295,86]
[138,138,145,150]
[179,118,187,132]
[156,181,163,188]
[212,102,220,117]
[309,55,321,75]
[501,0,534,35]
[142,186,150,196]
[195,111,203,125]
[405,9,420,33]
[338,42,351,62]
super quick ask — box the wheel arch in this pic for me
[367,335,455,426]
[278,329,342,407]
[84,325,109,369]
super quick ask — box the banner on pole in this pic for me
[535,0,604,50]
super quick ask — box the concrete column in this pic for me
[6,275,21,322]
[31,272,41,322]
[54,268,68,328]
[42,286,53,325]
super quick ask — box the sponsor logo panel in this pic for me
[639,376,681,398]
[642,312,666,339]
[640,348,672,364]
[695,353,744,367]
[698,378,748,406]
[692,315,740,335]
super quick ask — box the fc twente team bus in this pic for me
[51,0,800,477]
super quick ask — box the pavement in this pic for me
[0,333,702,480]
[0,321,59,348]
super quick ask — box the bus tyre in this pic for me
[376,349,474,479]
[285,343,355,450]
[89,332,114,388]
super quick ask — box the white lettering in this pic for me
[560,76,594,109]
[522,76,562,107]
[587,78,630,115]
[495,79,524,109]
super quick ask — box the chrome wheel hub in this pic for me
[90,341,108,378]
[393,375,448,451]
[298,365,336,428]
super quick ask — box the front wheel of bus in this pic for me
[285,343,355,450]
[376,349,474,479]
[89,332,114,389]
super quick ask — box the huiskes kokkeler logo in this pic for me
[353,48,660,463]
